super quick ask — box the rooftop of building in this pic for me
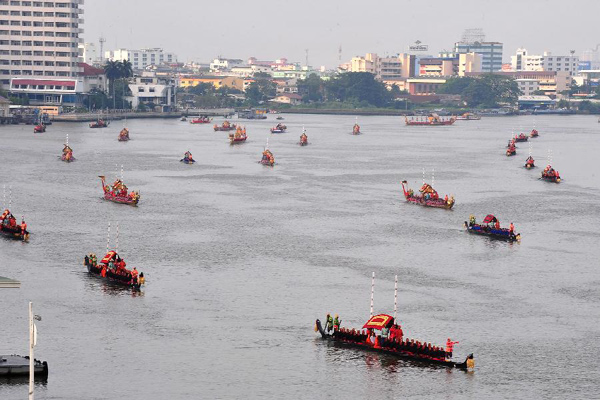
[78,62,105,77]
[0,95,9,104]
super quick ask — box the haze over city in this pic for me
[86,0,600,67]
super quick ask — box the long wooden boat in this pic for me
[0,210,29,241]
[465,215,520,242]
[455,112,481,120]
[299,133,308,146]
[405,115,456,126]
[118,128,130,142]
[525,156,535,169]
[401,181,454,209]
[541,166,561,183]
[61,145,75,162]
[33,124,46,133]
[260,149,275,166]
[90,120,109,128]
[99,176,140,206]
[190,117,211,124]
[315,316,473,370]
[229,132,247,145]
[84,251,144,290]
[214,122,236,131]
[506,146,516,156]
[514,133,529,142]
[0,355,48,379]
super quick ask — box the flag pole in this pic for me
[116,222,119,254]
[29,301,33,400]
[106,222,111,252]
[394,275,398,321]
[370,272,375,317]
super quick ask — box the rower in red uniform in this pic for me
[446,338,459,359]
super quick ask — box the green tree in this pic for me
[245,78,276,106]
[436,77,476,94]
[297,74,324,102]
[325,72,391,107]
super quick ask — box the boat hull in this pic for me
[86,263,142,289]
[103,193,139,206]
[405,196,454,209]
[541,175,560,183]
[0,355,48,379]
[0,225,29,241]
[465,223,520,242]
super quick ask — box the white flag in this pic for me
[33,323,38,347]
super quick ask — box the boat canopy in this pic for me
[362,314,394,330]
[101,251,117,264]
[483,214,498,224]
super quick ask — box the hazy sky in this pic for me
[85,0,600,67]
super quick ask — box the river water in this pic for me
[0,114,599,399]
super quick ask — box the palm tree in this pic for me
[104,61,121,109]
[116,61,133,109]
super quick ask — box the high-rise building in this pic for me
[0,0,85,91]
[510,49,579,77]
[106,48,177,70]
[453,30,502,72]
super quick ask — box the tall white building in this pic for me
[0,0,85,93]
[106,48,177,70]
[79,41,97,65]
[511,49,579,76]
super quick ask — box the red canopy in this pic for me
[101,251,117,264]
[483,214,498,224]
[362,314,394,330]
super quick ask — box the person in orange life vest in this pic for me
[20,219,27,234]
[131,267,138,279]
[444,194,448,203]
[446,338,459,359]
[9,216,16,227]
[495,220,500,230]
[509,223,514,234]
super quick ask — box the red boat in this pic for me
[541,165,561,183]
[260,149,275,166]
[229,126,247,144]
[506,144,516,156]
[34,124,46,133]
[190,117,212,124]
[90,119,109,128]
[118,128,130,142]
[99,176,140,205]
[84,250,144,290]
[401,180,455,209]
[214,121,236,131]
[0,209,29,241]
[299,131,308,146]
[525,156,535,169]
[61,145,75,162]
[270,123,287,133]
[405,114,456,126]
[514,133,529,142]
[530,129,539,138]
[315,314,473,370]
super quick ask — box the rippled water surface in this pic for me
[1,114,599,399]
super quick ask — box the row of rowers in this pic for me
[325,314,459,361]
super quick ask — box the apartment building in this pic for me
[454,41,503,72]
[106,48,177,71]
[347,53,415,81]
[511,49,579,76]
[0,0,84,95]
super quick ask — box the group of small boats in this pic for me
[505,128,561,183]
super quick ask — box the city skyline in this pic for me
[86,0,600,67]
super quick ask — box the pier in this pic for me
[0,276,21,288]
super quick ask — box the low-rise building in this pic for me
[419,53,480,77]
[210,58,244,72]
[516,78,540,96]
[271,93,302,105]
[406,77,448,95]
[466,70,571,97]
[127,72,176,110]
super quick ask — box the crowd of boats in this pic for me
[3,112,572,378]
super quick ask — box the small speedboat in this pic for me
[541,165,561,183]
[33,124,46,133]
[90,120,109,128]
[525,156,535,169]
[530,129,539,138]
[270,124,287,134]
